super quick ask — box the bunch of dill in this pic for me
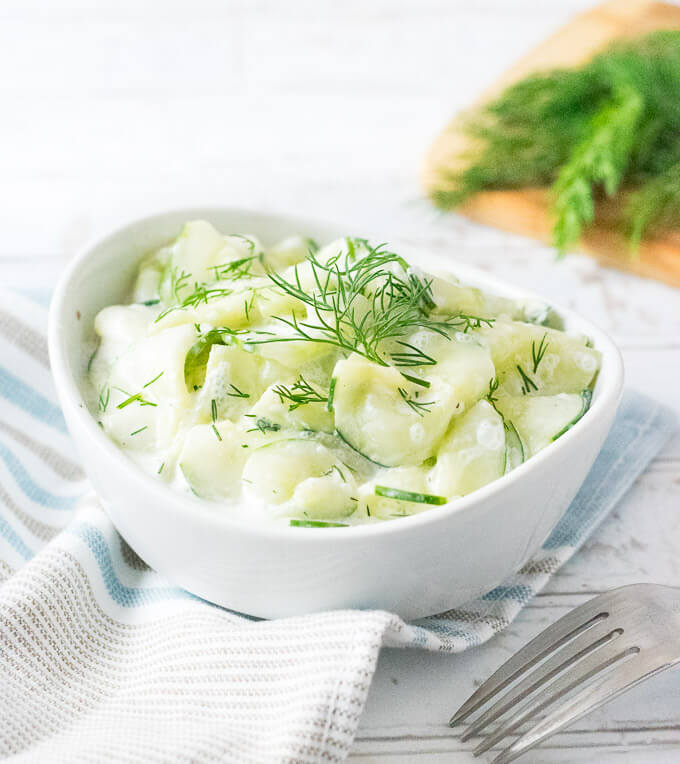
[431,31,680,254]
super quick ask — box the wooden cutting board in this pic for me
[423,0,680,287]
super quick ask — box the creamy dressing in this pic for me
[89,221,601,527]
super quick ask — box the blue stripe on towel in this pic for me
[0,515,34,560]
[68,522,195,607]
[0,366,66,433]
[0,440,79,510]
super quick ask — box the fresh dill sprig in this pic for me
[166,266,191,303]
[552,82,643,253]
[485,376,501,414]
[156,283,235,322]
[390,341,437,367]
[210,254,261,282]
[272,375,327,411]
[487,376,499,402]
[246,244,492,388]
[626,159,680,251]
[431,30,680,253]
[397,387,436,417]
[516,364,539,395]
[531,333,549,373]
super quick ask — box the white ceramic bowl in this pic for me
[48,208,624,620]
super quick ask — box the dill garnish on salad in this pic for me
[89,221,600,526]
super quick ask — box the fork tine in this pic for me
[474,640,639,755]
[449,592,615,726]
[489,651,673,764]
[460,618,623,741]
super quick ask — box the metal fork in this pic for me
[449,584,680,763]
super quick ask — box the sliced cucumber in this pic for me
[178,421,248,499]
[481,319,600,396]
[427,400,506,498]
[265,236,315,270]
[242,439,357,519]
[192,344,285,425]
[394,329,495,412]
[332,354,457,467]
[428,272,522,320]
[374,485,446,505]
[496,391,591,457]
[552,389,592,440]
[160,220,225,302]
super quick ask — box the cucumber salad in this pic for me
[89,221,600,527]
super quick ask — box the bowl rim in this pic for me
[48,206,624,543]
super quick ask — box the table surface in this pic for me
[1,0,679,761]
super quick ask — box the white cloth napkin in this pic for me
[0,288,674,762]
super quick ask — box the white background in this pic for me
[1,0,679,761]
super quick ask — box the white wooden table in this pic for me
[1,1,678,760]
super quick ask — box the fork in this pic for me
[449,583,680,763]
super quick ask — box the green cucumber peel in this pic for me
[374,485,447,505]
[551,389,592,441]
[503,420,525,474]
[334,429,390,468]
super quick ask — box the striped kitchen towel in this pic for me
[0,288,675,763]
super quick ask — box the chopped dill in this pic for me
[98,387,110,412]
[273,376,327,411]
[116,391,157,409]
[397,387,436,417]
[157,462,165,474]
[211,423,222,441]
[129,426,148,437]
[143,371,164,388]
[516,364,539,395]
[211,398,218,422]
[531,333,549,374]
[323,464,347,482]
[247,417,281,434]
[226,384,250,399]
